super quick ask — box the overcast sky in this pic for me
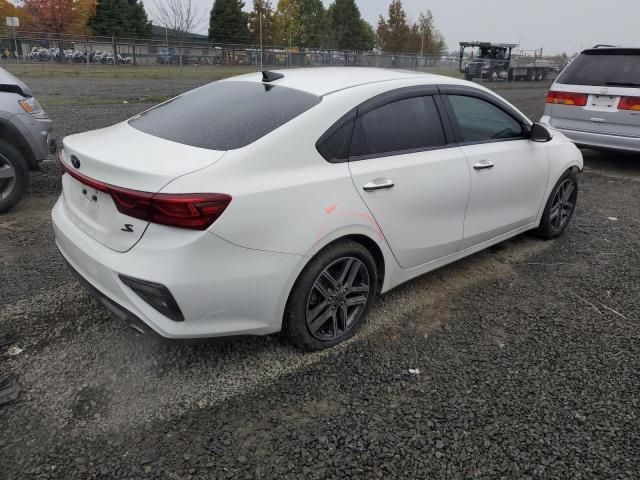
[147,0,640,55]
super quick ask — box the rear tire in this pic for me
[0,140,29,214]
[284,240,378,351]
[535,169,578,239]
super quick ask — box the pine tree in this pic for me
[326,0,373,51]
[209,0,248,44]
[88,0,151,38]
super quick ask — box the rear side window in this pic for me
[129,81,321,150]
[351,96,446,157]
[557,50,640,87]
[447,95,524,142]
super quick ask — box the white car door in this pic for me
[344,92,470,269]
[442,93,549,249]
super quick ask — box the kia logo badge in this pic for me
[71,155,81,169]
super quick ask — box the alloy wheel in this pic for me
[549,178,576,230]
[306,257,371,341]
[0,154,16,201]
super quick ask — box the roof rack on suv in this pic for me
[593,44,618,48]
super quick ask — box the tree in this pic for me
[1,0,37,31]
[152,0,205,40]
[416,10,445,55]
[377,2,445,54]
[248,0,276,46]
[275,0,302,47]
[208,0,248,44]
[298,0,325,48]
[377,0,409,53]
[22,0,96,35]
[326,0,373,51]
[88,0,152,38]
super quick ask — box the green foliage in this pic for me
[377,1,445,54]
[209,0,249,44]
[327,0,374,51]
[88,0,152,38]
[248,0,277,45]
[298,0,326,48]
[275,0,303,46]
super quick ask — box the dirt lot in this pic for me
[1,68,639,479]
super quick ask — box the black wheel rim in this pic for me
[550,178,576,230]
[0,154,16,201]
[306,257,371,341]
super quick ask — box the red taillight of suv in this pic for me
[546,91,588,107]
[618,96,640,111]
[61,161,231,230]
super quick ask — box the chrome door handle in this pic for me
[473,160,495,170]
[363,179,395,191]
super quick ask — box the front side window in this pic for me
[447,95,524,143]
[351,96,446,157]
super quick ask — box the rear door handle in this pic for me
[473,160,495,170]
[363,179,395,191]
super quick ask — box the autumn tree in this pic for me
[208,0,248,44]
[377,1,445,54]
[248,0,276,46]
[376,0,409,52]
[0,0,35,29]
[22,0,96,35]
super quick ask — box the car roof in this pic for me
[582,47,640,55]
[221,67,463,97]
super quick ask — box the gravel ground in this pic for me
[1,71,639,479]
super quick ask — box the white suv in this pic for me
[541,47,640,152]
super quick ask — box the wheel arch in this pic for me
[0,119,35,168]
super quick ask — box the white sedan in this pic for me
[52,68,583,350]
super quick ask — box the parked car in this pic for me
[0,67,55,212]
[52,68,583,350]
[541,46,640,152]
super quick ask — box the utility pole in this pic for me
[259,11,263,70]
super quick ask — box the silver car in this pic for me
[0,67,55,213]
[540,47,640,152]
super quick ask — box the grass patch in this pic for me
[38,95,170,107]
[3,63,254,80]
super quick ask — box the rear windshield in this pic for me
[557,50,640,87]
[129,81,321,150]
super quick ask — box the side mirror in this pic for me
[530,122,553,143]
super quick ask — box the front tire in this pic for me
[0,140,29,214]
[284,241,378,351]
[535,170,578,239]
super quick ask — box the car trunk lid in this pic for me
[61,122,226,252]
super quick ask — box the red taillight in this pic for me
[61,160,231,230]
[546,91,588,107]
[618,96,640,111]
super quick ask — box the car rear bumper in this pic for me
[52,195,304,340]
[541,116,640,153]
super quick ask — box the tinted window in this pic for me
[129,81,321,150]
[448,95,524,142]
[558,50,640,87]
[352,96,446,157]
[322,121,354,160]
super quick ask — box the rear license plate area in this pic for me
[588,94,619,111]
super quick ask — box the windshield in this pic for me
[557,50,640,86]
[129,81,321,150]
